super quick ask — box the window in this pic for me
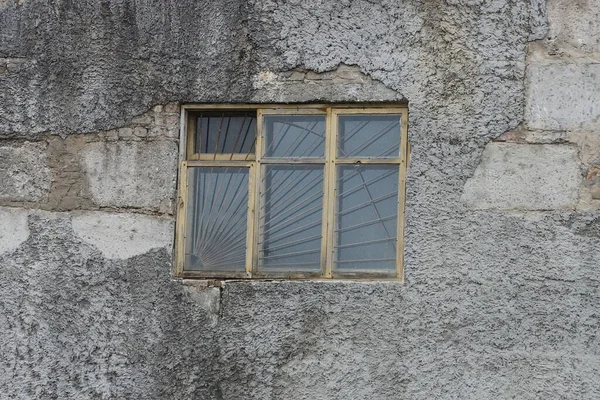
[175,105,408,280]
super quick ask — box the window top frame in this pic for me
[177,103,409,281]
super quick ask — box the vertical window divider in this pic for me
[245,162,256,277]
[252,109,264,275]
[175,161,188,277]
[324,108,338,278]
[396,108,409,282]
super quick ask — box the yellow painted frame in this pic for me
[175,104,409,280]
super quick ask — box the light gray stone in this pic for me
[71,211,173,259]
[526,63,600,131]
[462,143,581,210]
[0,141,51,202]
[548,0,600,52]
[6,0,600,399]
[80,141,177,212]
[567,131,600,166]
[0,207,29,256]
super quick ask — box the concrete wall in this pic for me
[1,0,599,398]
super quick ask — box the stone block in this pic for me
[80,141,177,212]
[548,0,600,53]
[526,63,600,131]
[0,207,30,256]
[0,142,51,202]
[587,166,600,200]
[567,132,600,166]
[71,211,173,259]
[462,143,581,210]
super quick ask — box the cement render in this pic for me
[2,0,600,399]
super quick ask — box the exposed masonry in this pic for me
[251,64,403,103]
[0,104,180,215]
[2,0,600,399]
[463,0,600,211]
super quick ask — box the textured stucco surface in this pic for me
[2,0,600,399]
[0,141,51,202]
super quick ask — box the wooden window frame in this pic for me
[175,104,409,281]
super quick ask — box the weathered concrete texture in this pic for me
[0,141,51,202]
[0,207,29,255]
[81,140,178,213]
[0,0,257,137]
[252,65,403,103]
[462,143,581,210]
[5,0,600,399]
[72,211,173,259]
[526,63,600,131]
[0,209,222,399]
[217,215,600,399]
[548,0,600,52]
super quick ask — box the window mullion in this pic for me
[251,110,265,276]
[175,161,189,276]
[323,108,338,278]
[396,108,409,282]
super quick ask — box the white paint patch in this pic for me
[72,211,173,259]
[0,207,30,255]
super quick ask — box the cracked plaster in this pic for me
[2,0,600,399]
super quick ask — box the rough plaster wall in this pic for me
[1,0,600,399]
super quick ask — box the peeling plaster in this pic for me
[71,212,173,259]
[0,207,29,255]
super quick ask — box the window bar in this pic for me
[344,121,398,157]
[263,118,295,156]
[230,115,247,160]
[354,168,396,252]
[238,116,253,154]
[204,116,210,153]
[277,120,322,157]
[196,174,249,257]
[266,219,322,242]
[245,137,256,161]
[196,116,203,155]
[221,116,232,155]
[260,171,322,212]
[336,119,370,157]
[336,214,397,233]
[213,112,225,160]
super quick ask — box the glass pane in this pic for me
[263,115,326,158]
[259,166,324,271]
[338,114,401,158]
[185,167,249,271]
[335,165,399,272]
[195,112,256,155]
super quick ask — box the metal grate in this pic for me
[193,112,256,159]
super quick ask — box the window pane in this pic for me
[338,114,401,158]
[335,165,399,272]
[184,167,248,271]
[259,165,324,271]
[263,115,326,158]
[195,112,256,155]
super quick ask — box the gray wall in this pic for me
[1,0,600,398]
